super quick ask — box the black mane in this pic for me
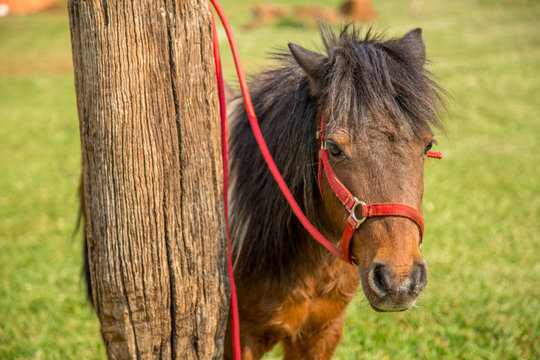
[229,26,444,284]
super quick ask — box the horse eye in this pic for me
[424,141,433,155]
[327,143,343,157]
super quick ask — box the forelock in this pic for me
[318,26,445,135]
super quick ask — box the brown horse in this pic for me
[225,26,444,359]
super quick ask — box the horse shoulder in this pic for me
[309,261,361,328]
[270,261,361,339]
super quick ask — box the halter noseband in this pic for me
[317,118,441,264]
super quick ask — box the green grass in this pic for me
[0,0,539,359]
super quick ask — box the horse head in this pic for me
[289,27,443,312]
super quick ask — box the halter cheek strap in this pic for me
[317,120,441,264]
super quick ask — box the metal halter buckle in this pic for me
[350,198,367,228]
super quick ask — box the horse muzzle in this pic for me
[363,259,428,312]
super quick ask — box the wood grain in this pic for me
[68,0,228,358]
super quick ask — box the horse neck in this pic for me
[228,66,339,285]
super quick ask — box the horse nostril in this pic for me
[409,263,428,292]
[371,263,391,296]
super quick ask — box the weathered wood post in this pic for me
[68,0,228,358]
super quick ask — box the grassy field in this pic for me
[0,0,538,359]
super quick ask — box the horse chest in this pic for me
[271,266,360,338]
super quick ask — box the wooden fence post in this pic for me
[68,0,228,358]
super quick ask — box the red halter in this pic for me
[317,119,441,264]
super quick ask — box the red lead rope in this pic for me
[208,1,442,357]
[208,1,344,358]
[208,7,241,359]
[207,0,343,263]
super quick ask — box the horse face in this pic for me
[321,124,432,312]
[289,28,441,312]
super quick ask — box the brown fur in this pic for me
[225,255,359,359]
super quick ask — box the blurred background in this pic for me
[0,0,538,358]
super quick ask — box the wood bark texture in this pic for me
[68,0,228,358]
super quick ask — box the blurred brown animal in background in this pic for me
[243,1,377,31]
[243,4,288,30]
[0,0,55,15]
[243,4,341,30]
[341,0,377,23]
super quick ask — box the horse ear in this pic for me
[402,28,426,63]
[288,43,326,93]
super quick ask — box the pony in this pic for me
[224,26,444,359]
